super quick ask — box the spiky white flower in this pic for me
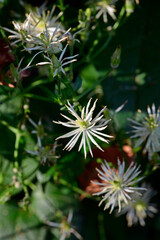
[26,5,63,38]
[95,0,117,23]
[53,98,112,158]
[120,184,158,227]
[92,159,146,213]
[46,210,83,240]
[3,18,32,45]
[3,5,64,46]
[128,104,160,153]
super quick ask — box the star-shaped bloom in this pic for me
[92,159,146,213]
[95,0,117,23]
[26,5,63,38]
[53,98,112,158]
[119,184,158,227]
[128,104,160,154]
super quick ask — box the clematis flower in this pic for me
[128,104,160,154]
[92,159,146,213]
[119,184,158,227]
[95,0,117,23]
[53,98,112,158]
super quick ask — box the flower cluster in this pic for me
[3,4,78,76]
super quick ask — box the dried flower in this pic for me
[128,104,160,154]
[53,98,112,158]
[92,159,146,213]
[119,184,158,227]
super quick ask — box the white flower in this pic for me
[119,184,158,227]
[53,98,112,158]
[3,5,64,46]
[92,159,146,213]
[24,26,66,54]
[46,210,83,240]
[95,0,117,23]
[26,5,63,38]
[3,18,31,45]
[128,104,160,153]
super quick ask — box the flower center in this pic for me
[76,120,89,130]
[36,20,46,32]
[112,178,123,190]
[61,220,70,232]
[135,201,147,218]
[147,115,158,130]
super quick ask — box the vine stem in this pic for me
[59,178,94,199]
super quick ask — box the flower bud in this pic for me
[110,46,121,69]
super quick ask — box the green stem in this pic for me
[14,133,21,160]
[91,35,112,61]
[23,93,55,103]
[98,212,106,240]
[59,178,94,199]
[69,44,74,80]
[90,5,126,61]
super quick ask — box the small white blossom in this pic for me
[53,98,112,158]
[128,104,160,154]
[120,184,158,227]
[92,159,146,213]
[25,5,63,38]
[95,0,117,23]
[46,210,83,240]
[3,18,32,45]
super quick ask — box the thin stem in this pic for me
[69,44,74,80]
[59,178,94,199]
[90,5,126,61]
[14,133,21,160]
[98,212,106,240]
[90,35,112,61]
